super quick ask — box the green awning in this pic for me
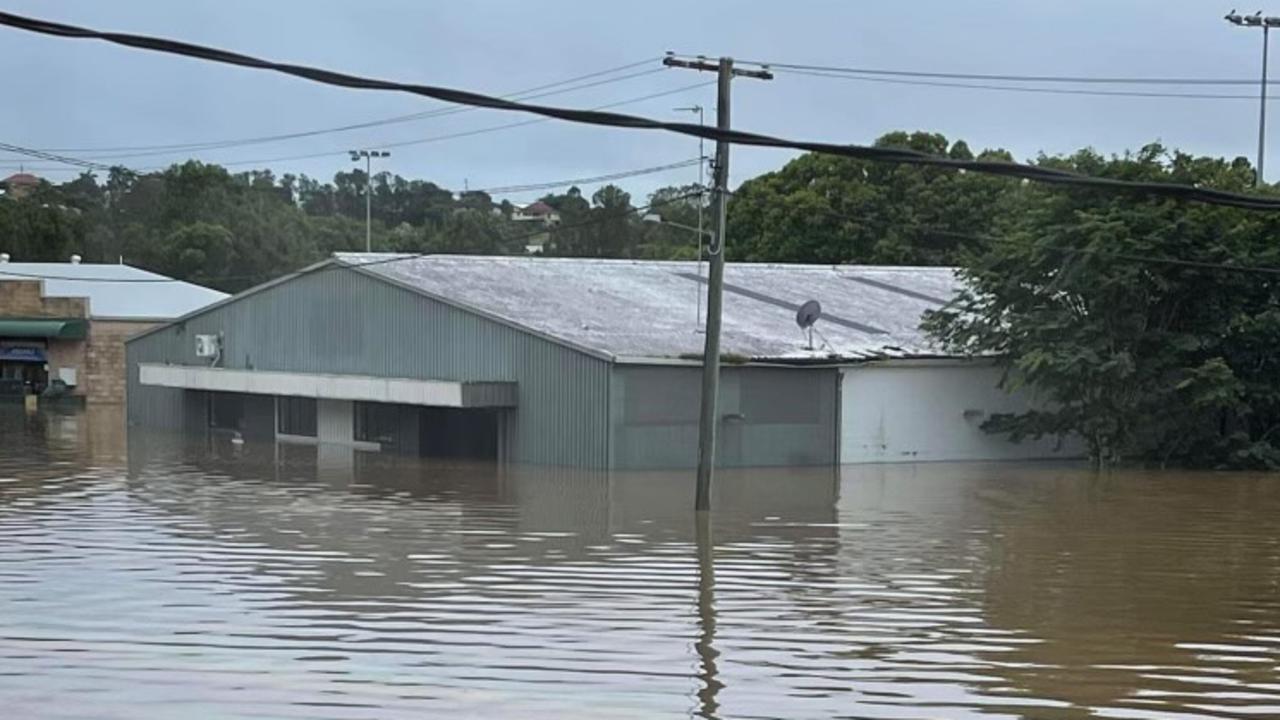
[0,319,88,339]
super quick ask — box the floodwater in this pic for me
[2,408,1279,720]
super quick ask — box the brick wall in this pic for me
[44,338,87,396]
[85,320,156,405]
[0,278,136,402]
[0,280,87,318]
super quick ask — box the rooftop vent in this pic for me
[69,254,81,264]
[0,253,9,263]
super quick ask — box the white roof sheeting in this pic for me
[335,253,964,363]
[0,263,228,320]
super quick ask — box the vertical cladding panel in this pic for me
[734,366,838,467]
[610,364,839,470]
[126,328,186,428]
[127,267,610,468]
[610,365,703,470]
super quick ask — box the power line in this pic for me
[471,158,701,195]
[162,80,713,171]
[701,54,1280,86]
[34,65,669,160]
[778,67,1280,101]
[3,12,1280,211]
[0,142,112,171]
[923,228,1280,276]
[1,81,711,173]
[4,65,1269,172]
[0,190,706,284]
[739,202,1280,277]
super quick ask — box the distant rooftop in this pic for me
[2,173,39,187]
[518,201,557,216]
[0,262,229,320]
[333,253,963,363]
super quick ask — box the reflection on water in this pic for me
[1,408,1279,719]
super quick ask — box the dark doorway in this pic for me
[419,408,500,460]
[209,392,245,431]
[207,392,274,441]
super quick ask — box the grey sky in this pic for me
[0,1,1271,202]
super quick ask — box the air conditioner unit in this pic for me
[195,334,221,358]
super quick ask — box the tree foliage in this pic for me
[727,131,1020,265]
[924,144,1280,469]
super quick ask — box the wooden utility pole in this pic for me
[662,54,772,512]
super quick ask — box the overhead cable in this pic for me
[37,64,669,159]
[173,80,713,170]
[779,67,1280,101]
[0,142,112,171]
[703,55,1280,86]
[3,82,710,172]
[471,158,701,195]
[2,11,1280,210]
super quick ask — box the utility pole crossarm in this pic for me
[662,54,775,80]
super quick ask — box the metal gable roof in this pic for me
[335,253,963,363]
[0,263,228,320]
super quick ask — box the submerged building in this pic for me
[1,259,227,404]
[126,254,1070,469]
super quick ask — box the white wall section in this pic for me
[840,362,1079,464]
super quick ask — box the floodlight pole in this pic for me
[1225,12,1280,186]
[350,149,390,251]
[663,54,772,513]
[1263,25,1271,186]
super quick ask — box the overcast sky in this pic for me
[0,1,1273,201]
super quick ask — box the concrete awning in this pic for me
[138,364,516,408]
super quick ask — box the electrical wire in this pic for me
[2,11,1278,210]
[921,228,1280,276]
[35,64,669,160]
[468,158,701,195]
[0,65,674,171]
[778,67,1278,101]
[164,80,713,170]
[731,201,1280,277]
[1,81,712,173]
[0,142,113,171]
[690,54,1280,86]
[0,190,707,284]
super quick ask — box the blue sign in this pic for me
[0,346,46,363]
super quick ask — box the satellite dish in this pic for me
[796,299,822,329]
[796,299,822,350]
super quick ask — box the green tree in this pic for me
[924,144,1280,469]
[427,208,518,254]
[726,131,1018,265]
[163,222,235,285]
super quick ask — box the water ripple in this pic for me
[0,410,1278,718]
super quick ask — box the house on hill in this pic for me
[1,172,41,200]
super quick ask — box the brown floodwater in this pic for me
[1,406,1279,719]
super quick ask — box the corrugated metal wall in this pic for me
[127,266,612,467]
[609,365,839,470]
